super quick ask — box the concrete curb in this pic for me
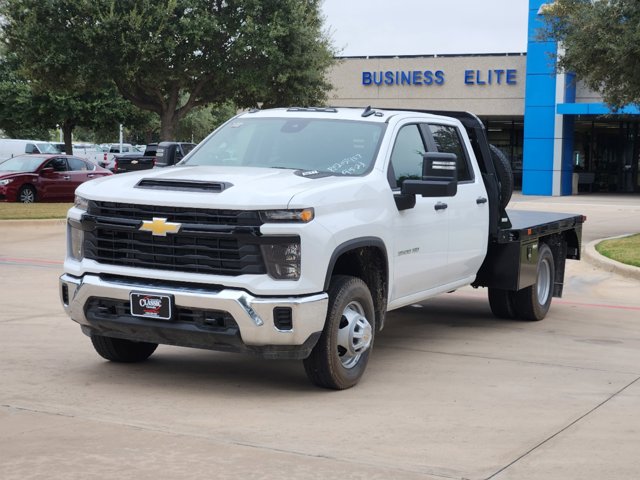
[583,234,640,281]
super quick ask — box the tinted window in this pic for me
[25,143,36,154]
[389,125,426,188]
[68,157,92,171]
[182,143,195,155]
[46,157,69,172]
[428,124,473,182]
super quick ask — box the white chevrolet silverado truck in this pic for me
[60,107,584,389]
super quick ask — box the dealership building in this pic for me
[327,0,640,195]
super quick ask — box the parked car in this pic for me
[99,143,143,171]
[0,154,112,203]
[0,139,59,162]
[113,141,196,173]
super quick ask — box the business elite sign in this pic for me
[362,69,518,86]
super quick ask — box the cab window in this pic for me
[389,125,426,188]
[46,157,69,172]
[68,157,92,171]
[428,124,473,182]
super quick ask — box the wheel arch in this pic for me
[324,237,389,331]
[18,182,37,202]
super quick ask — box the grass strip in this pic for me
[0,203,72,220]
[596,234,640,268]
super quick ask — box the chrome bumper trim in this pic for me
[59,274,328,346]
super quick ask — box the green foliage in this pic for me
[176,101,238,143]
[0,54,51,139]
[542,0,640,109]
[1,0,337,141]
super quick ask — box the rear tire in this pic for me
[91,334,158,362]
[489,144,513,209]
[488,288,517,319]
[513,243,555,321]
[303,275,375,390]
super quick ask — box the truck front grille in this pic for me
[83,201,270,276]
[85,297,238,333]
[88,201,263,226]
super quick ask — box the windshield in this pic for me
[36,142,59,154]
[182,117,386,175]
[0,155,47,172]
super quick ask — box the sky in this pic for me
[321,0,529,57]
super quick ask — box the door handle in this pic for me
[63,175,70,180]
[87,174,96,178]
[476,197,487,204]
[434,202,448,211]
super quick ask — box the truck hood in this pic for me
[76,165,353,209]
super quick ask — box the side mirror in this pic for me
[401,152,458,197]
[40,167,55,176]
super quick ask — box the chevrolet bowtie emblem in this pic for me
[139,217,182,236]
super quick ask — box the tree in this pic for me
[541,0,640,110]
[0,45,159,152]
[1,0,337,141]
[0,54,51,139]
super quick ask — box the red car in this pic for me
[0,154,112,203]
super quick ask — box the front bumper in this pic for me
[60,273,328,359]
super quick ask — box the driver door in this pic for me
[388,123,449,302]
[39,157,70,200]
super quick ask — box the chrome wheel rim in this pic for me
[337,300,373,369]
[537,256,552,305]
[19,188,35,203]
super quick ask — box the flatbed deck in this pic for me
[498,210,585,244]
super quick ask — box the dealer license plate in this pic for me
[130,292,173,320]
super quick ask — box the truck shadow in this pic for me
[79,291,508,393]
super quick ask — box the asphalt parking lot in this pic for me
[1,194,639,480]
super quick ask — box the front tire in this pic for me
[18,185,36,203]
[303,275,375,390]
[513,243,555,321]
[91,334,158,362]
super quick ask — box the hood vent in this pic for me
[135,179,232,193]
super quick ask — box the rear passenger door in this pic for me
[66,157,95,199]
[428,123,489,282]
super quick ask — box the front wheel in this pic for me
[513,243,555,321]
[91,334,158,362]
[303,275,375,390]
[18,185,36,203]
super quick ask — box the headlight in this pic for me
[69,223,84,261]
[260,208,314,223]
[261,242,301,280]
[0,179,14,186]
[74,195,89,211]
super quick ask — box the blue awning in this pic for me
[557,102,640,115]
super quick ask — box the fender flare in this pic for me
[323,237,389,291]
